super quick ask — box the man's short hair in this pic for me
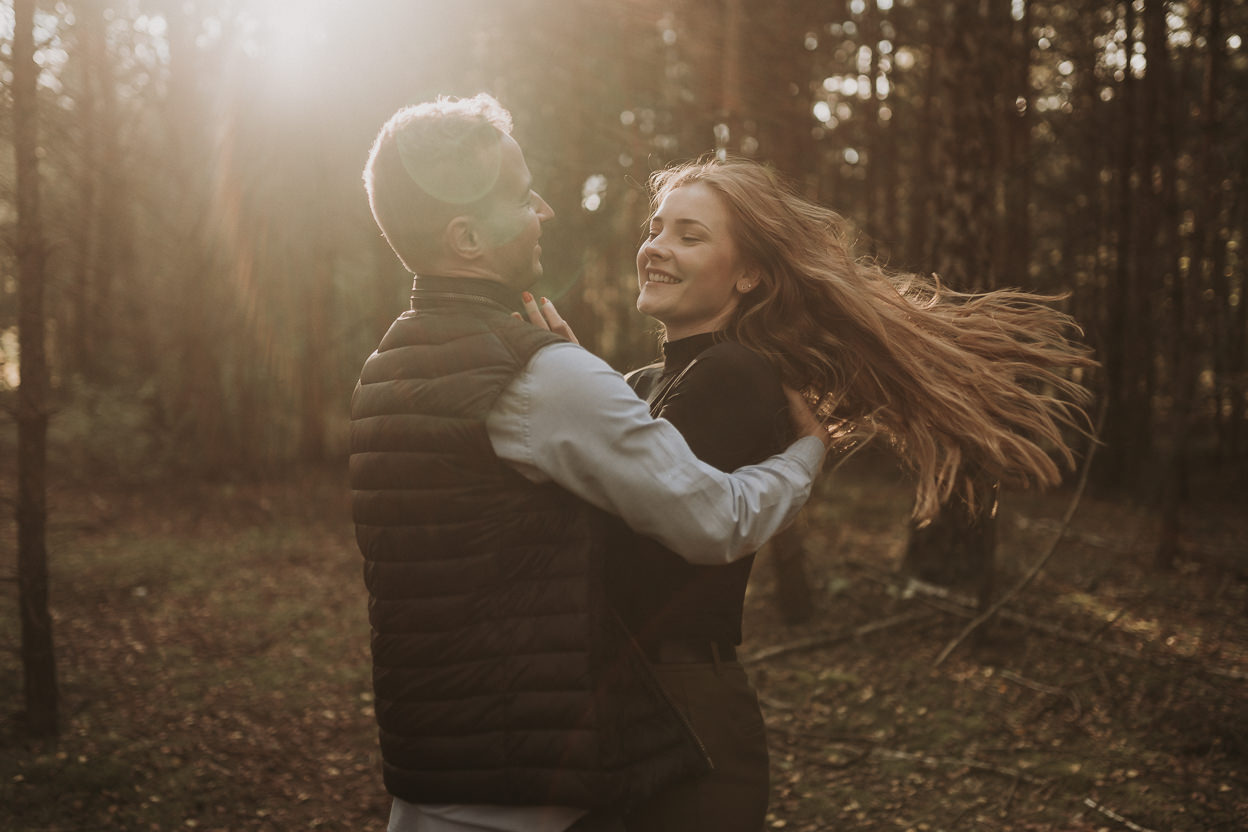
[364,94,514,272]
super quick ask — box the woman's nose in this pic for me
[642,238,667,259]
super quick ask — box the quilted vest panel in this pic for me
[350,298,708,809]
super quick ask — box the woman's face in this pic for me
[636,182,752,341]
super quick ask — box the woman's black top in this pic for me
[608,331,791,648]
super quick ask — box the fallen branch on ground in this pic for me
[893,577,1248,682]
[1083,797,1159,832]
[768,731,1049,783]
[765,723,881,746]
[869,747,1050,785]
[743,610,936,664]
[999,668,1083,717]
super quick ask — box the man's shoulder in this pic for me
[525,339,605,371]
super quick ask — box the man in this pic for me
[352,94,830,832]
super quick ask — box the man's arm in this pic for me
[486,342,826,565]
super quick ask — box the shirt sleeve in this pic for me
[485,342,826,566]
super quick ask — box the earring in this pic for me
[738,280,755,292]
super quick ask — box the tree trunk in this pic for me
[300,254,334,462]
[70,0,103,378]
[903,486,998,606]
[1004,0,1032,285]
[14,0,60,739]
[907,38,939,270]
[767,514,815,627]
[862,1,881,244]
[1143,0,1184,568]
[904,2,1002,597]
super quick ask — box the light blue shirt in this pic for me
[389,341,825,832]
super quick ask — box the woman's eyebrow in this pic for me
[651,215,712,233]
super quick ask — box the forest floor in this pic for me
[0,457,1245,832]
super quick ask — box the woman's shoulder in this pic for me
[690,339,778,382]
[624,360,664,395]
[682,339,783,402]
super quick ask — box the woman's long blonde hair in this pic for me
[647,157,1095,522]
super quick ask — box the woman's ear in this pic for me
[444,215,485,260]
[736,273,760,294]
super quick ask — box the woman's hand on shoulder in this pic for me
[515,291,579,345]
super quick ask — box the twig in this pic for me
[778,741,874,772]
[999,669,1083,718]
[870,747,1049,785]
[934,398,1106,667]
[773,733,1050,783]
[1083,797,1159,832]
[1001,774,1021,818]
[766,723,880,747]
[743,611,936,664]
[892,577,1248,682]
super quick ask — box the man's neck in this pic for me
[417,265,507,282]
[409,274,522,313]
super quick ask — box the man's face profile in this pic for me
[477,134,554,290]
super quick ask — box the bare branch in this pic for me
[934,397,1106,667]
[743,610,936,664]
[1083,797,1160,832]
[897,577,1248,682]
[870,747,1050,785]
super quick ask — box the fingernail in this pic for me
[540,297,549,305]
[522,291,533,303]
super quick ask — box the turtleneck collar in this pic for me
[410,275,521,314]
[661,331,722,373]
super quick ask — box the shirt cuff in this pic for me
[786,435,827,478]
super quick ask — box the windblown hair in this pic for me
[364,93,513,272]
[647,157,1095,522]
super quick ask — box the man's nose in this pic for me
[534,192,555,222]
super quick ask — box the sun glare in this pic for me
[240,0,338,78]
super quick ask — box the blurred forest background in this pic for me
[2,0,1247,830]
[1,0,1246,484]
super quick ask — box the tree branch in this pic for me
[1083,797,1160,832]
[869,747,1050,785]
[934,398,1106,667]
[898,577,1248,682]
[743,610,936,664]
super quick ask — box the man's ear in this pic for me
[444,215,486,260]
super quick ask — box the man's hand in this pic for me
[783,386,832,449]
[517,291,579,344]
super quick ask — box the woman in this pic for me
[623,156,1092,831]
[630,157,1094,521]
[527,156,1093,830]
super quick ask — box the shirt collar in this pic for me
[410,275,521,313]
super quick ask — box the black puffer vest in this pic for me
[349,277,709,809]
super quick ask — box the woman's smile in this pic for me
[636,182,752,340]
